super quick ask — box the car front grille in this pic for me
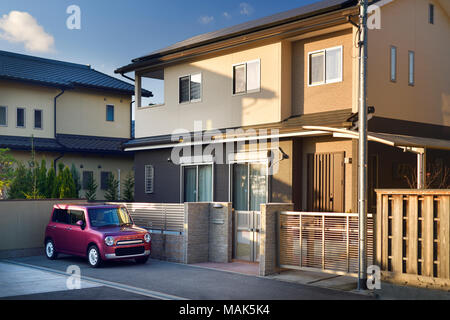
[116,239,144,246]
[115,246,145,257]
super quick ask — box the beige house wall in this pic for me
[0,80,56,138]
[368,0,450,126]
[291,28,354,116]
[0,80,132,139]
[10,150,134,200]
[57,89,131,138]
[135,42,284,138]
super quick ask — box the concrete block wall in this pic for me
[149,233,185,263]
[184,202,210,264]
[208,203,232,263]
[184,202,232,264]
[259,203,294,276]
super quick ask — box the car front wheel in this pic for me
[87,245,102,268]
[45,239,58,260]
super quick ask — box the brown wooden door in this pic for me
[307,152,345,212]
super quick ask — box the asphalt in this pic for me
[0,255,372,300]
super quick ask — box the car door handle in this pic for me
[66,227,72,231]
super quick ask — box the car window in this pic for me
[88,207,132,227]
[52,209,70,224]
[70,210,86,225]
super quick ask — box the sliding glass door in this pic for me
[183,164,213,202]
[232,161,267,262]
[232,162,267,211]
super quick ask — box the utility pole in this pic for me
[358,0,369,290]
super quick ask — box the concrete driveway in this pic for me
[0,254,372,300]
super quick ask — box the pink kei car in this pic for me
[44,204,151,267]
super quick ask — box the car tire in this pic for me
[87,245,102,268]
[45,239,58,260]
[135,256,150,264]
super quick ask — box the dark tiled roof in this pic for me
[123,109,354,149]
[56,134,129,154]
[0,134,130,154]
[0,135,64,151]
[116,0,358,73]
[0,50,152,97]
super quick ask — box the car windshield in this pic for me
[88,207,133,227]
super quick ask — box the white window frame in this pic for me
[232,59,261,95]
[178,73,202,104]
[307,45,343,87]
[390,46,397,83]
[180,161,214,203]
[144,165,154,194]
[33,108,43,130]
[0,106,8,127]
[16,107,26,128]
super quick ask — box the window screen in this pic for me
[179,76,190,103]
[145,165,154,194]
[190,74,202,101]
[390,46,397,82]
[34,110,42,129]
[409,51,415,85]
[233,64,246,94]
[246,60,260,92]
[106,105,114,121]
[0,106,6,126]
[82,171,93,190]
[310,52,325,85]
[101,171,112,190]
[326,47,342,82]
[17,108,25,127]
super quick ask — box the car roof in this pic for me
[53,204,123,210]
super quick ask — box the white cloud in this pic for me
[223,12,232,19]
[239,3,254,16]
[198,15,214,25]
[0,11,54,53]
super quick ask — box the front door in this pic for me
[232,162,267,262]
[307,152,345,212]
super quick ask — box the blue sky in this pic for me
[0,0,321,105]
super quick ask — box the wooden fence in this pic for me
[376,189,450,289]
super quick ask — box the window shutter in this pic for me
[145,165,154,194]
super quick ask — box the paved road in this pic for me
[1,255,372,300]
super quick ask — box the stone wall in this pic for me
[149,232,185,263]
[184,202,232,264]
[259,203,294,276]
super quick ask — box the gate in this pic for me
[278,212,374,275]
[234,211,261,262]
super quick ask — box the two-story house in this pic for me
[116,0,449,262]
[0,50,152,199]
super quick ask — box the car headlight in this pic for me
[144,233,151,243]
[104,236,115,246]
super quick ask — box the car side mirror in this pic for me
[76,220,85,230]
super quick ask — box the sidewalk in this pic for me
[267,269,450,300]
[192,261,450,300]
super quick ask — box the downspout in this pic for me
[54,89,65,138]
[53,89,66,171]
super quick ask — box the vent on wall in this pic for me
[145,165,154,194]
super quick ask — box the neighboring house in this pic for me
[116,0,450,261]
[0,50,152,199]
